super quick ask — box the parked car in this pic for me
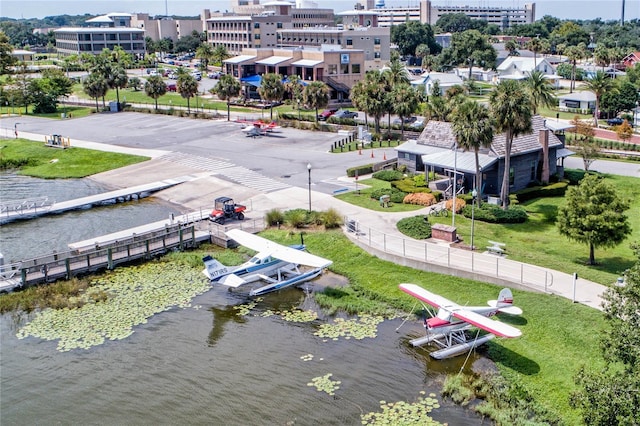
[166,83,177,92]
[332,109,358,119]
[606,117,633,127]
[191,71,202,81]
[318,108,338,121]
[393,116,417,125]
[208,71,222,79]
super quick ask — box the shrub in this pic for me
[391,178,432,194]
[322,208,343,229]
[403,192,436,206]
[513,181,568,203]
[445,198,466,213]
[347,164,374,177]
[284,209,309,228]
[397,215,432,239]
[564,169,587,185]
[265,208,285,226]
[461,204,528,223]
[372,169,404,181]
[413,174,427,187]
[371,187,407,203]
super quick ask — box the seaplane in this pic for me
[239,119,280,137]
[398,283,523,359]
[202,229,332,296]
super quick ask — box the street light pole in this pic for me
[307,163,312,213]
[452,143,458,227]
[470,188,477,250]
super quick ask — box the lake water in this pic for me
[0,174,483,425]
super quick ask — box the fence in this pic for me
[344,218,553,293]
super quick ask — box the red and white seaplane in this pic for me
[238,119,280,137]
[399,283,523,359]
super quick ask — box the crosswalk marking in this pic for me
[157,153,290,192]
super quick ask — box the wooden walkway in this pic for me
[0,176,194,224]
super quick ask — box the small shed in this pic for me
[558,91,596,114]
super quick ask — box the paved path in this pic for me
[5,123,609,310]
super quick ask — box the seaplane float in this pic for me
[202,229,332,296]
[398,283,523,359]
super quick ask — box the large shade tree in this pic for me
[451,99,494,206]
[571,242,640,426]
[212,74,241,121]
[449,29,497,79]
[489,80,532,209]
[557,174,631,265]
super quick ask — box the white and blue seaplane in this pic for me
[202,229,332,297]
[399,283,523,359]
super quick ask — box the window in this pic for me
[328,64,337,74]
[341,63,349,74]
[346,38,352,46]
[352,64,360,74]
[530,161,537,180]
[255,34,260,39]
[277,22,283,29]
[254,23,260,29]
[374,52,381,59]
[374,37,380,45]
[509,167,515,185]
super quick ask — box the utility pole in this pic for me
[621,0,625,25]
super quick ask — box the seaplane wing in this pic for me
[399,283,457,310]
[226,229,332,268]
[452,309,522,338]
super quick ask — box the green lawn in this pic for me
[0,139,148,178]
[336,178,424,212]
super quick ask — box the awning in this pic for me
[240,74,262,87]
[224,55,256,64]
[256,56,292,66]
[556,148,575,158]
[291,59,323,67]
[421,150,497,174]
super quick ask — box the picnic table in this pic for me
[487,240,506,255]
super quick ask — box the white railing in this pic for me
[344,218,553,292]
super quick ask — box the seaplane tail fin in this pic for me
[488,288,523,315]
[218,273,247,288]
[202,255,231,281]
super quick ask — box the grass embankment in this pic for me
[0,139,148,178]
[0,230,603,424]
[258,229,604,424]
[1,105,94,119]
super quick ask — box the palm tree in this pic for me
[284,74,304,119]
[451,100,494,206]
[415,44,430,70]
[383,60,410,131]
[391,83,422,139]
[212,74,241,121]
[504,39,520,57]
[196,43,214,71]
[358,71,389,134]
[489,80,533,209]
[258,73,284,120]
[526,37,543,67]
[83,73,108,112]
[212,45,231,67]
[564,45,584,93]
[583,71,617,128]
[303,81,329,122]
[144,75,167,111]
[177,73,199,114]
[524,70,556,115]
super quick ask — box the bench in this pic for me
[487,240,506,255]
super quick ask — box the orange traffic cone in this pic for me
[383,152,387,160]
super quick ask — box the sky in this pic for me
[1,0,639,22]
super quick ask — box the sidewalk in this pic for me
[9,129,608,310]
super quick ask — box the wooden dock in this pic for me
[0,176,194,224]
[0,216,267,293]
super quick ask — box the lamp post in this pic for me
[451,143,458,227]
[470,188,477,251]
[307,163,312,213]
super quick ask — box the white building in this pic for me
[411,72,463,96]
[497,56,555,81]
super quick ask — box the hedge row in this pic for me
[461,203,528,223]
[347,164,374,177]
[513,181,569,203]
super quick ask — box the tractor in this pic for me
[209,197,246,224]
